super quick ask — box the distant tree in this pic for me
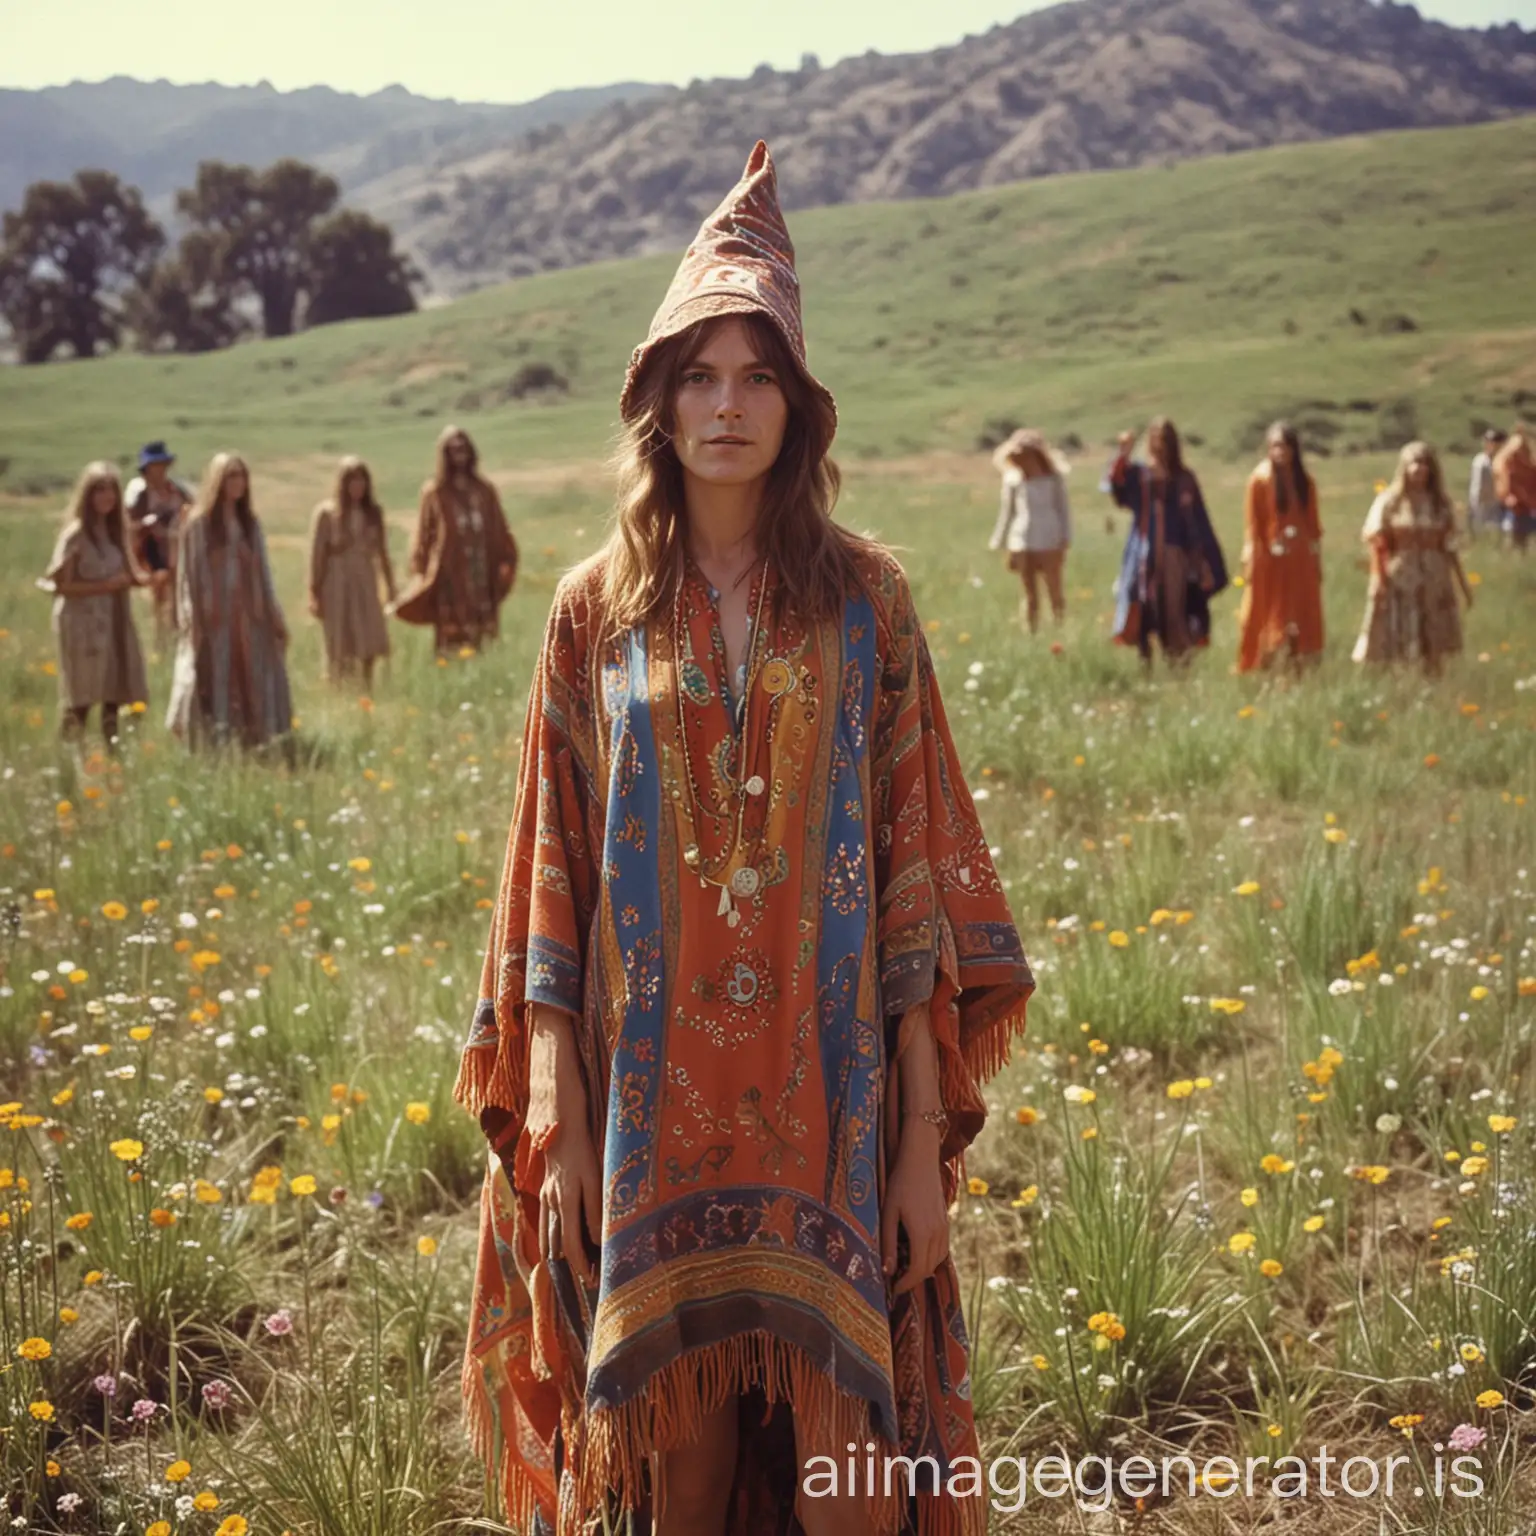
[0,170,164,363]
[125,231,246,355]
[177,158,340,338]
[303,209,420,327]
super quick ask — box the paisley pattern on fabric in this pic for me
[455,546,1032,1536]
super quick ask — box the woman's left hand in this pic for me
[881,1127,949,1296]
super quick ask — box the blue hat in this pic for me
[138,441,175,469]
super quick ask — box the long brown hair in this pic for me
[63,461,142,578]
[190,452,258,540]
[600,312,863,636]
[326,455,386,547]
[1148,417,1187,482]
[1266,420,1309,510]
[433,424,483,497]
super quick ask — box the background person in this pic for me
[393,425,518,651]
[124,439,192,640]
[988,428,1072,632]
[1105,419,1228,667]
[39,461,148,746]
[1236,421,1324,674]
[166,452,293,748]
[1352,441,1471,675]
[308,455,396,687]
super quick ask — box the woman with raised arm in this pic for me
[309,455,396,687]
[988,428,1072,632]
[1236,421,1324,674]
[39,461,148,746]
[1104,419,1228,666]
[393,425,518,651]
[453,143,1032,1536]
[1352,441,1471,675]
[165,452,293,748]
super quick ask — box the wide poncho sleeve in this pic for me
[861,552,1033,1157]
[455,574,599,1123]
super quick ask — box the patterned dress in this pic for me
[1352,491,1463,668]
[455,545,1032,1536]
[395,479,519,650]
[1105,459,1229,660]
[44,524,148,711]
[166,512,293,747]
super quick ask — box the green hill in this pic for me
[4,117,1534,508]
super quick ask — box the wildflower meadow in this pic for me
[2,442,1534,1534]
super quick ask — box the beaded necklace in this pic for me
[671,558,772,928]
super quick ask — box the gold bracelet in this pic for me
[903,1107,948,1135]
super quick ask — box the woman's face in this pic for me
[345,470,368,504]
[671,320,789,492]
[1405,454,1431,489]
[1267,434,1292,470]
[222,467,248,505]
[89,482,118,519]
[1148,426,1170,469]
[447,436,472,471]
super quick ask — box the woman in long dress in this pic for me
[1105,419,1228,666]
[1352,441,1471,675]
[308,455,396,686]
[166,452,294,748]
[393,426,518,651]
[40,461,149,745]
[1236,421,1324,674]
[988,428,1072,631]
[453,142,1032,1536]
[1494,429,1536,555]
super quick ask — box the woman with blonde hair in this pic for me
[1236,421,1324,673]
[166,453,293,748]
[988,428,1072,631]
[309,455,396,686]
[38,461,148,745]
[1493,428,1536,555]
[393,425,517,651]
[453,143,1031,1536]
[1352,441,1471,675]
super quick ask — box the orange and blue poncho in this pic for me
[454,544,1032,1536]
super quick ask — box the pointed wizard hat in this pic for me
[619,141,836,432]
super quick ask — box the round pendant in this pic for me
[760,659,793,697]
[745,774,766,797]
[684,844,701,869]
[729,866,761,899]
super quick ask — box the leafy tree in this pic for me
[0,171,164,362]
[125,231,246,355]
[177,158,339,338]
[303,209,420,327]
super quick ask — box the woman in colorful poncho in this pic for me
[393,426,518,650]
[1236,421,1324,674]
[1352,441,1471,675]
[1104,420,1228,665]
[165,452,293,749]
[454,143,1032,1536]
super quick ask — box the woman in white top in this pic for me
[989,428,1072,631]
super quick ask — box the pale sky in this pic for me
[1,0,1532,102]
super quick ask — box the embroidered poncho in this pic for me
[455,544,1032,1536]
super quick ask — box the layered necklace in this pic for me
[671,557,773,929]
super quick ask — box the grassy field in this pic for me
[1,116,1535,504]
[2,117,1536,1534]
